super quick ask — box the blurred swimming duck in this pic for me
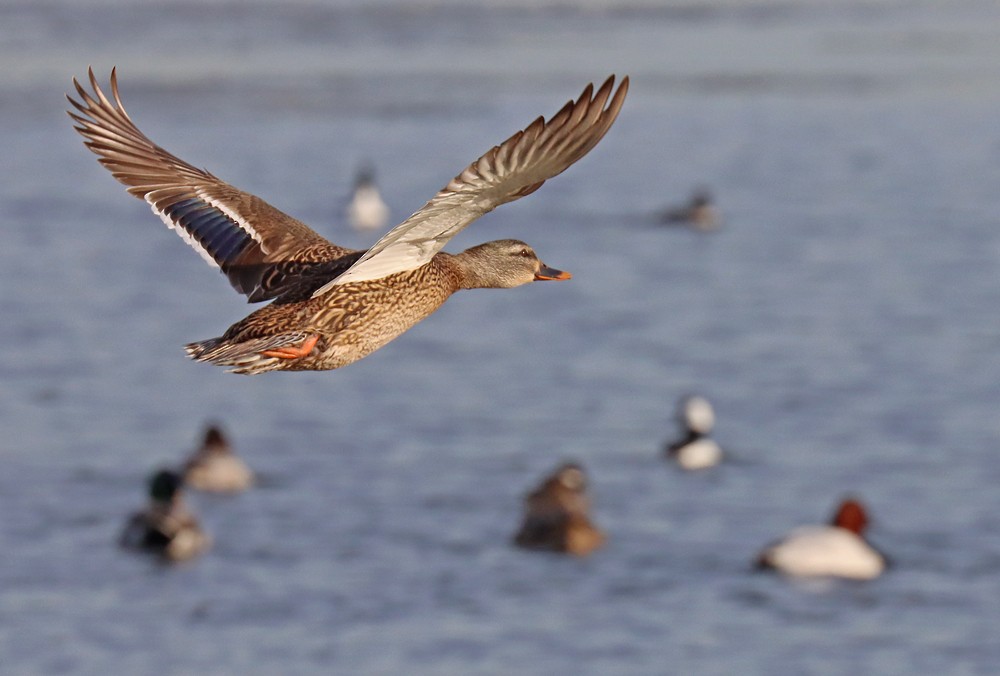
[68,70,628,374]
[755,498,887,580]
[183,425,254,493]
[513,462,605,556]
[664,395,722,470]
[661,188,719,230]
[346,165,390,232]
[120,469,211,562]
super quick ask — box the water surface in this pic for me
[3,1,1000,673]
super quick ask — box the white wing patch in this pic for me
[147,197,220,269]
[199,191,265,247]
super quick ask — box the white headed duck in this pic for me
[664,395,723,470]
[346,165,390,232]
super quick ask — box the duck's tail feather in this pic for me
[184,332,312,375]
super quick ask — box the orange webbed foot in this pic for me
[260,334,319,360]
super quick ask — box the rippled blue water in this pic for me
[4,1,1000,673]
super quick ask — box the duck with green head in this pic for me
[120,469,211,562]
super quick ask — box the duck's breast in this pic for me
[762,526,884,580]
[674,439,722,470]
[313,263,459,355]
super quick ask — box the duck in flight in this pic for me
[68,70,628,374]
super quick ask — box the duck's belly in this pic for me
[290,271,456,371]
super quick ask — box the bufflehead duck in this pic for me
[664,395,723,470]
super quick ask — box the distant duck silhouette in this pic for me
[755,497,888,580]
[661,188,719,230]
[183,424,254,493]
[513,462,605,556]
[120,469,211,562]
[346,165,390,232]
[664,395,722,470]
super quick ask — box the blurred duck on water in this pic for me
[756,498,888,580]
[513,463,605,556]
[68,69,628,374]
[345,164,390,232]
[183,424,254,493]
[660,188,719,230]
[120,469,211,563]
[664,395,722,470]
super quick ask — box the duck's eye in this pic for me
[518,248,531,258]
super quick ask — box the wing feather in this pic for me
[68,67,351,301]
[316,75,628,292]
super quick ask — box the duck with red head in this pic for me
[755,497,887,580]
[183,424,254,493]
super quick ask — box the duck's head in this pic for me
[529,462,591,515]
[148,469,184,504]
[552,463,588,493]
[201,424,230,455]
[353,163,376,188]
[691,188,713,209]
[831,498,869,535]
[679,395,715,435]
[458,239,571,289]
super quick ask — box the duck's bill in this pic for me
[535,264,572,281]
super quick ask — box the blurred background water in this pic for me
[3,0,1000,673]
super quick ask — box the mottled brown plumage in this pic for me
[513,463,606,556]
[68,69,628,374]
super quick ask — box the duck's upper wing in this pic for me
[314,75,629,293]
[68,68,352,303]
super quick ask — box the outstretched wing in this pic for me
[68,67,352,303]
[315,75,629,293]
